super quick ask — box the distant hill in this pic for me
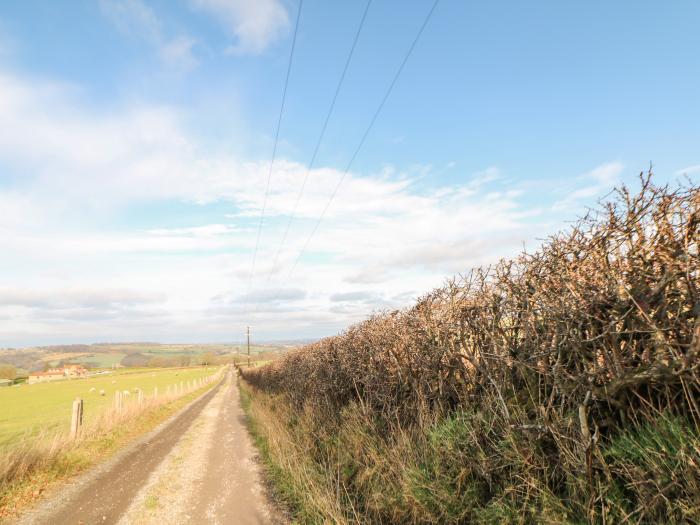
[0,342,286,370]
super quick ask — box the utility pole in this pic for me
[247,325,251,368]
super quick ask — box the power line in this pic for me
[246,0,304,301]
[261,0,373,290]
[248,0,440,324]
[285,0,440,281]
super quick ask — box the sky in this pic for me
[0,0,698,347]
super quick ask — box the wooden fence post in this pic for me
[114,390,122,412]
[138,389,144,405]
[70,397,83,439]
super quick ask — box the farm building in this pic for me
[28,365,87,384]
[28,370,65,384]
[63,364,87,377]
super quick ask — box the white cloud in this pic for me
[553,162,623,210]
[329,291,377,303]
[100,0,160,36]
[233,288,307,304]
[190,0,289,55]
[0,288,164,309]
[0,66,623,346]
[675,164,700,176]
[100,0,198,69]
[159,35,198,69]
[146,224,238,237]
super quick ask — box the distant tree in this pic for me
[120,352,150,367]
[147,356,170,368]
[0,364,17,380]
[200,352,218,366]
[175,355,191,367]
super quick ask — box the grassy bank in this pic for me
[242,381,700,524]
[0,367,224,521]
[241,176,700,524]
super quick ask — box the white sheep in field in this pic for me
[89,387,96,393]
[122,390,131,396]
[99,389,105,396]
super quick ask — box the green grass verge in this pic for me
[241,382,700,524]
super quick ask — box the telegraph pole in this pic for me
[247,325,251,368]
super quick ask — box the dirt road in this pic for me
[19,371,284,525]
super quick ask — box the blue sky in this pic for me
[0,0,698,347]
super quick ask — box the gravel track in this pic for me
[17,370,283,525]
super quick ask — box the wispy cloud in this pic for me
[189,0,289,55]
[100,0,198,69]
[0,288,165,309]
[553,162,624,210]
[159,35,198,69]
[146,224,239,237]
[231,288,307,304]
[675,164,700,176]
[329,291,378,303]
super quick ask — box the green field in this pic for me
[66,353,127,367]
[0,367,218,446]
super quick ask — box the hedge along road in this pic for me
[17,369,284,525]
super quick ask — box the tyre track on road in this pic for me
[18,373,278,525]
[20,381,222,525]
[17,371,280,525]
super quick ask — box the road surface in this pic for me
[18,371,284,525]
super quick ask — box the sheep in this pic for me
[89,387,96,393]
[122,390,131,396]
[99,389,105,396]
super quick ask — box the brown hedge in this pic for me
[242,174,700,436]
